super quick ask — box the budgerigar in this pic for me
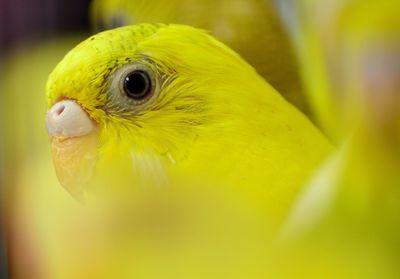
[44,24,333,278]
[46,23,331,217]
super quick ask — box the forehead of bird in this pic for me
[140,25,248,73]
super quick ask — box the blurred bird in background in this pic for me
[273,1,400,278]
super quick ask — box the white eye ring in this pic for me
[108,63,160,109]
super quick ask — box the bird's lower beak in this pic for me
[46,99,98,201]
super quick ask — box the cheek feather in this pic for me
[130,152,170,186]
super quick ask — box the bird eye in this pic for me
[123,70,152,100]
[110,63,158,108]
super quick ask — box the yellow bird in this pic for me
[46,24,331,231]
[90,0,310,114]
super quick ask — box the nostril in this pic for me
[55,105,65,116]
[49,102,67,119]
[51,104,66,117]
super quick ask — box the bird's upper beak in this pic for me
[46,99,98,201]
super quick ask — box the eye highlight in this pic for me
[123,70,152,100]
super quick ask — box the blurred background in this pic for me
[1,1,91,278]
[0,0,90,52]
[1,0,400,278]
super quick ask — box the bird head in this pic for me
[46,24,269,199]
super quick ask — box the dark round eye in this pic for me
[123,70,152,100]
